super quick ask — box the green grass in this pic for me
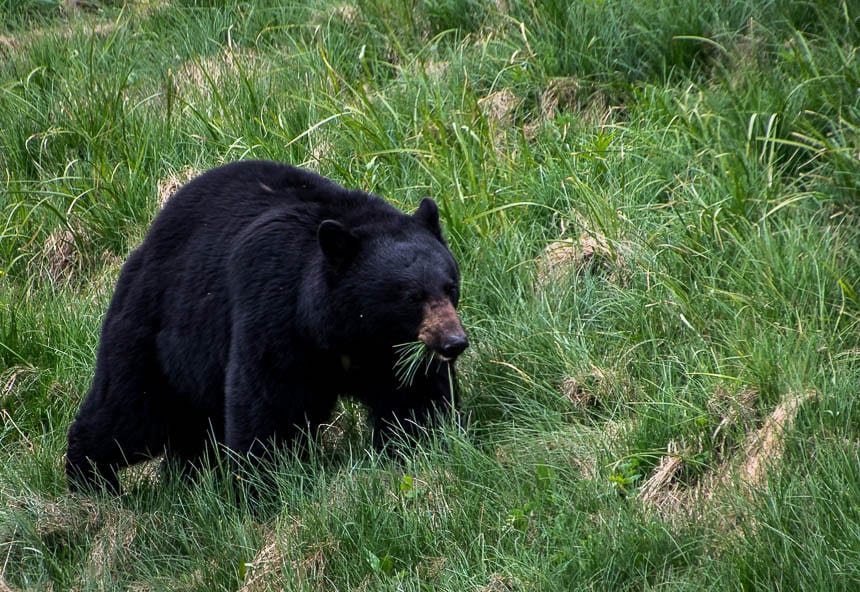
[2,0,859,589]
[393,341,436,388]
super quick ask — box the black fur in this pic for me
[66,161,467,492]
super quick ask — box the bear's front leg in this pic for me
[368,359,458,451]
[223,340,338,464]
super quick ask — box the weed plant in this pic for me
[1,0,859,590]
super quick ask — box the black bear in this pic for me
[66,160,468,492]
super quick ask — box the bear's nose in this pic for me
[439,334,469,360]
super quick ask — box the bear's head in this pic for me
[318,198,468,362]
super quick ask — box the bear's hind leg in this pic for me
[66,401,169,493]
[66,417,122,493]
[66,337,172,493]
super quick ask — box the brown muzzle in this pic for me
[417,299,468,361]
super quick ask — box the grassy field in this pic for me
[1,0,859,590]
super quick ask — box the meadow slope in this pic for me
[1,1,859,590]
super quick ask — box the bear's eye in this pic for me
[444,283,459,303]
[406,290,425,304]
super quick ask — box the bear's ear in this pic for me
[318,220,358,266]
[414,197,445,243]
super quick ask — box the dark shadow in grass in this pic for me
[105,420,451,523]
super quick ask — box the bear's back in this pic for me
[141,161,406,266]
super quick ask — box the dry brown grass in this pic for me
[305,136,333,170]
[329,4,359,24]
[638,440,690,515]
[63,0,169,20]
[535,229,630,288]
[0,18,119,60]
[239,529,283,592]
[524,77,620,139]
[170,48,261,98]
[316,400,369,455]
[538,77,580,122]
[478,89,522,126]
[416,555,448,583]
[738,389,817,488]
[477,573,519,592]
[41,226,79,279]
[0,35,17,59]
[560,365,621,412]
[157,167,198,208]
[423,59,450,81]
[85,508,137,581]
[638,388,818,525]
[1,366,38,409]
[478,88,523,153]
[35,221,123,286]
[708,387,759,454]
[240,521,337,592]
[18,495,102,541]
[122,459,162,489]
[36,222,92,285]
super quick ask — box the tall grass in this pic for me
[2,0,859,590]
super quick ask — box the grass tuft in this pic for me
[393,340,435,388]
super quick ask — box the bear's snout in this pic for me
[438,333,469,360]
[417,299,468,361]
